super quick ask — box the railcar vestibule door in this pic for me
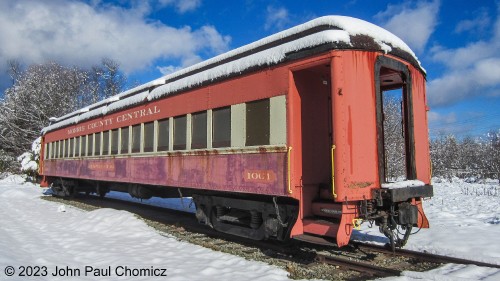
[375,57,416,184]
[293,64,333,193]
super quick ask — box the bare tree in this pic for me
[383,94,406,181]
[80,58,126,107]
[0,59,126,158]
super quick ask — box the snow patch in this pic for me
[381,180,425,189]
[0,174,27,184]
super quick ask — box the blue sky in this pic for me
[0,0,498,138]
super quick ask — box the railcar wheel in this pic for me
[96,183,108,198]
[50,179,75,198]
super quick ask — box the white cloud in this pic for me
[455,8,490,34]
[159,0,201,13]
[375,0,440,53]
[0,0,229,79]
[427,58,500,106]
[428,111,456,124]
[265,6,290,31]
[157,65,183,75]
[427,5,500,107]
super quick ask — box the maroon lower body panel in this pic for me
[43,152,287,196]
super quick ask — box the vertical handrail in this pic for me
[287,146,292,194]
[331,144,338,199]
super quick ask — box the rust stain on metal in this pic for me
[347,181,373,189]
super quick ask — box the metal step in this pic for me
[303,217,340,237]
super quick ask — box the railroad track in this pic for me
[353,242,500,269]
[42,194,500,280]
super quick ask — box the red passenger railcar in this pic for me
[39,16,433,248]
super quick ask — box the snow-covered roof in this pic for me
[42,15,423,135]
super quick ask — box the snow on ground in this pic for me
[353,177,500,280]
[0,175,297,281]
[0,174,499,281]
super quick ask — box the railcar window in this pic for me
[246,99,270,146]
[70,138,77,157]
[132,124,141,153]
[144,121,155,152]
[66,139,71,158]
[191,111,207,149]
[75,137,80,157]
[58,140,62,158]
[157,118,169,151]
[61,140,68,158]
[47,143,51,159]
[69,138,73,157]
[95,133,101,156]
[174,115,187,150]
[102,131,110,155]
[111,129,118,154]
[121,127,129,154]
[83,136,87,156]
[48,143,52,159]
[87,134,93,156]
[212,107,231,148]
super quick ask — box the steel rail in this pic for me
[315,253,401,277]
[353,242,500,269]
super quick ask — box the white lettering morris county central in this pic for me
[67,126,86,135]
[116,105,161,123]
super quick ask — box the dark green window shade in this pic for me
[246,99,270,146]
[157,119,169,151]
[102,131,109,155]
[75,137,80,157]
[111,129,118,154]
[212,107,231,148]
[132,124,141,153]
[191,111,207,149]
[144,122,154,152]
[65,139,70,158]
[121,127,129,154]
[69,138,74,157]
[88,135,93,156]
[95,133,101,155]
[174,115,187,150]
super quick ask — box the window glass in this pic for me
[173,115,187,150]
[66,139,71,158]
[69,138,73,157]
[75,137,80,157]
[132,124,141,153]
[191,111,207,149]
[61,140,69,158]
[87,135,93,156]
[102,131,109,155]
[50,143,54,159]
[121,127,129,154]
[144,122,154,152]
[212,107,231,148]
[70,138,74,157]
[95,133,101,156]
[157,118,169,151]
[246,99,270,146]
[58,141,62,158]
[111,129,119,154]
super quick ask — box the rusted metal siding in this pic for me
[43,151,288,196]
